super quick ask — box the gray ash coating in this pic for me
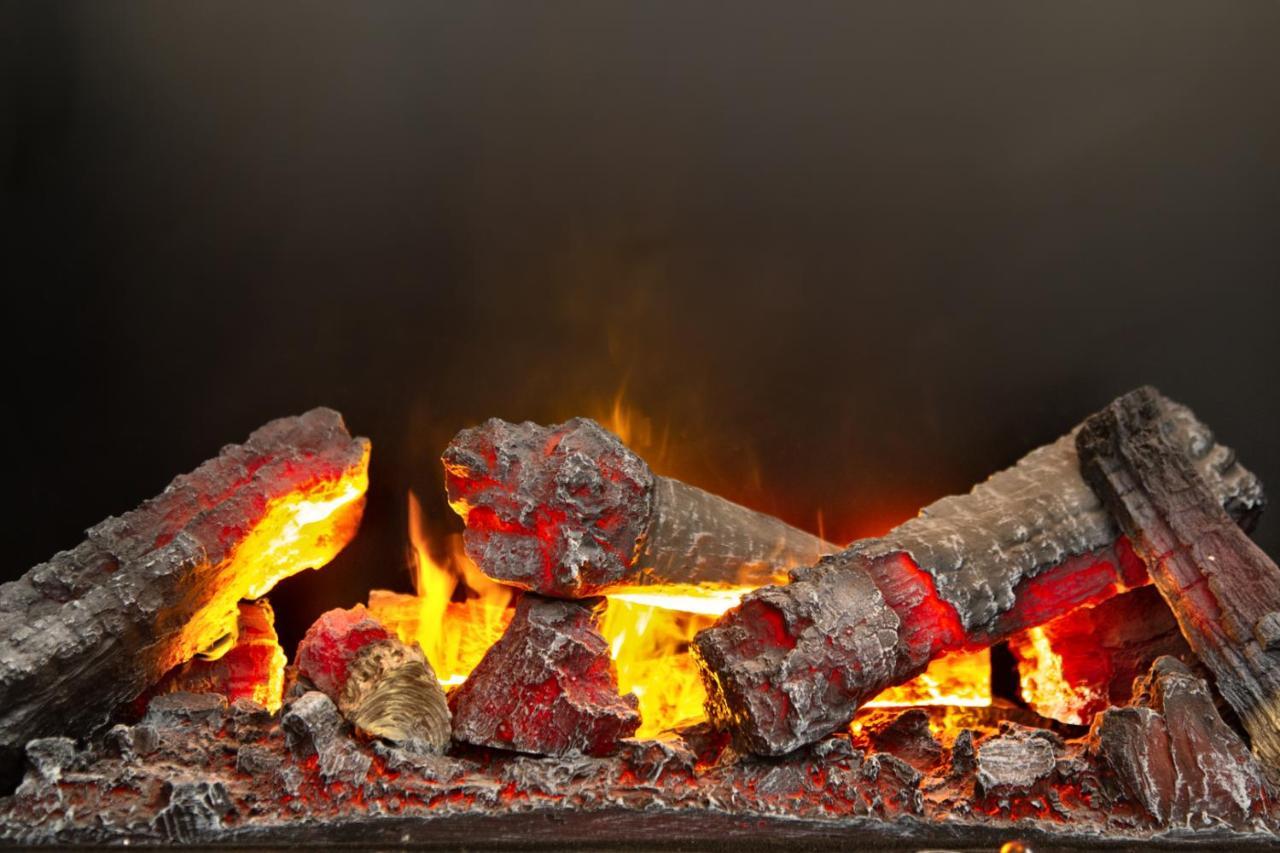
[0,408,369,790]
[444,417,833,598]
[845,391,1263,633]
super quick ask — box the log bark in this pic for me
[1077,385,1280,774]
[693,389,1263,755]
[0,408,369,787]
[443,417,834,598]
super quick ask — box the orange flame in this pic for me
[1015,626,1097,725]
[371,392,992,736]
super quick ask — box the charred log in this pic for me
[1077,386,1280,774]
[0,408,369,788]
[1089,656,1269,829]
[449,594,640,756]
[443,417,834,598]
[295,606,451,754]
[1010,586,1193,724]
[693,389,1262,755]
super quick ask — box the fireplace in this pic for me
[1,387,1276,849]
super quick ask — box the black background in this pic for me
[6,2,1279,651]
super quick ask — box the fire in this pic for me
[1016,626,1098,725]
[369,392,992,735]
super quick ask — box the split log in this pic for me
[443,417,835,598]
[0,408,369,787]
[693,389,1263,755]
[449,594,641,756]
[1089,656,1269,829]
[295,606,451,754]
[1010,586,1193,725]
[1077,385,1280,774]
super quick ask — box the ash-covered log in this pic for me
[1078,386,1280,774]
[0,408,369,787]
[1010,586,1193,724]
[295,606,451,754]
[443,417,834,598]
[693,389,1263,755]
[1089,656,1270,829]
[449,594,640,756]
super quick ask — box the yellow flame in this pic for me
[1016,626,1096,725]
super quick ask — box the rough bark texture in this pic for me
[1077,385,1280,775]
[295,606,451,754]
[1089,657,1270,830]
[694,389,1263,756]
[0,408,369,788]
[1010,586,1194,724]
[449,595,640,756]
[443,417,833,598]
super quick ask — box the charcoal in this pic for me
[860,753,924,815]
[153,780,235,842]
[949,729,979,777]
[144,692,228,728]
[295,605,394,699]
[975,727,1058,799]
[450,595,640,756]
[444,417,832,597]
[694,387,1262,756]
[23,738,78,784]
[234,743,282,777]
[281,691,371,786]
[859,708,944,772]
[0,407,368,787]
[1091,656,1268,829]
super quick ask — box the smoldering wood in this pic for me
[443,417,835,598]
[1009,586,1194,724]
[693,388,1263,756]
[1077,385,1280,775]
[0,408,369,788]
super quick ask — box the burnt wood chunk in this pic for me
[295,606,451,754]
[1010,586,1193,724]
[449,594,640,756]
[0,408,370,787]
[443,417,834,598]
[1090,657,1268,829]
[1077,386,1280,774]
[694,389,1262,756]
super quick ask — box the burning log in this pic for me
[1010,586,1193,725]
[1077,386,1280,774]
[449,594,641,756]
[294,606,451,754]
[1089,656,1269,829]
[136,599,288,714]
[693,389,1263,755]
[0,408,369,787]
[443,417,834,598]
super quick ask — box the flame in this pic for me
[371,391,993,735]
[1015,626,1097,725]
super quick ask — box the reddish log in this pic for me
[443,417,835,598]
[449,594,640,756]
[1078,386,1280,774]
[693,389,1262,755]
[0,408,369,785]
[295,606,451,754]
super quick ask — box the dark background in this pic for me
[5,2,1279,651]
